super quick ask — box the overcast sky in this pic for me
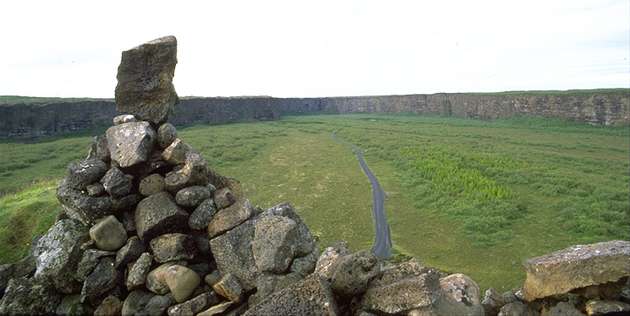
[1,0,628,98]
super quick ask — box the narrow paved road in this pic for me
[332,131,392,259]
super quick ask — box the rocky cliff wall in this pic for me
[1,92,627,138]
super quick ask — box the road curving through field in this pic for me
[332,131,392,259]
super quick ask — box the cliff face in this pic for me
[1,92,628,138]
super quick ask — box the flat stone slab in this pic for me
[523,240,630,301]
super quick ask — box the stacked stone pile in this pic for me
[0,36,629,316]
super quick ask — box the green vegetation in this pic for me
[0,114,628,292]
[0,95,111,105]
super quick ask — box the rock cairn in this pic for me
[0,36,629,316]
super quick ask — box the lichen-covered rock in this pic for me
[76,249,116,281]
[252,215,298,273]
[290,248,319,277]
[244,274,339,316]
[198,301,234,316]
[135,192,188,241]
[585,300,630,316]
[483,288,506,316]
[0,255,35,294]
[65,158,108,190]
[164,265,201,303]
[208,199,255,238]
[113,114,137,125]
[101,167,133,197]
[262,203,315,256]
[89,215,128,251]
[32,219,88,293]
[251,272,303,305]
[440,273,484,316]
[213,273,243,302]
[127,252,153,290]
[0,277,62,315]
[164,151,209,192]
[140,174,165,196]
[209,218,258,291]
[175,185,213,208]
[115,36,178,124]
[167,292,220,316]
[86,183,105,197]
[122,289,155,316]
[147,262,185,295]
[523,240,630,301]
[330,250,379,297]
[498,302,539,316]
[81,257,120,305]
[162,138,191,165]
[149,233,198,263]
[214,187,236,209]
[361,269,440,314]
[139,294,176,316]
[542,301,584,316]
[56,294,94,316]
[57,179,113,225]
[189,198,217,230]
[158,122,177,148]
[106,121,157,168]
[115,236,145,269]
[315,241,351,280]
[87,135,110,162]
[111,193,142,213]
[94,295,123,316]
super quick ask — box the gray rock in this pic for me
[76,249,116,281]
[330,250,379,297]
[135,192,189,241]
[32,219,88,293]
[208,199,255,238]
[57,179,113,225]
[86,183,105,196]
[252,215,298,273]
[189,262,212,278]
[140,174,165,196]
[94,295,122,316]
[0,255,35,294]
[138,294,176,316]
[439,273,484,316]
[87,135,110,162]
[106,121,157,168]
[164,151,209,192]
[168,292,220,316]
[150,233,198,263]
[214,187,236,209]
[162,138,191,165]
[175,185,213,208]
[113,114,137,125]
[101,167,133,197]
[315,241,351,280]
[122,210,136,233]
[198,302,234,316]
[116,236,145,269]
[158,123,177,148]
[56,294,93,316]
[290,248,319,277]
[65,158,108,190]
[204,270,222,287]
[147,262,185,295]
[542,301,584,316]
[498,302,539,316]
[262,203,315,256]
[213,273,243,302]
[111,193,142,213]
[243,274,339,316]
[193,233,211,256]
[81,257,119,305]
[115,35,178,124]
[0,277,62,315]
[209,218,258,291]
[189,198,217,230]
[523,240,630,301]
[127,252,153,290]
[585,300,630,316]
[164,265,201,303]
[252,272,304,305]
[89,215,128,251]
[483,288,506,316]
[122,290,155,316]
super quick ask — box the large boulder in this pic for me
[252,215,299,273]
[244,274,339,316]
[57,178,113,225]
[262,203,315,256]
[115,35,178,124]
[209,218,258,291]
[106,121,157,168]
[32,219,89,293]
[135,192,189,241]
[0,277,62,315]
[523,240,630,301]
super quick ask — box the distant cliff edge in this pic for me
[1,91,628,138]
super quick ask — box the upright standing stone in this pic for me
[115,36,178,124]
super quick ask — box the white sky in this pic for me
[1,0,628,98]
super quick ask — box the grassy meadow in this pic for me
[0,114,628,291]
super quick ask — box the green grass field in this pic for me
[0,114,628,291]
